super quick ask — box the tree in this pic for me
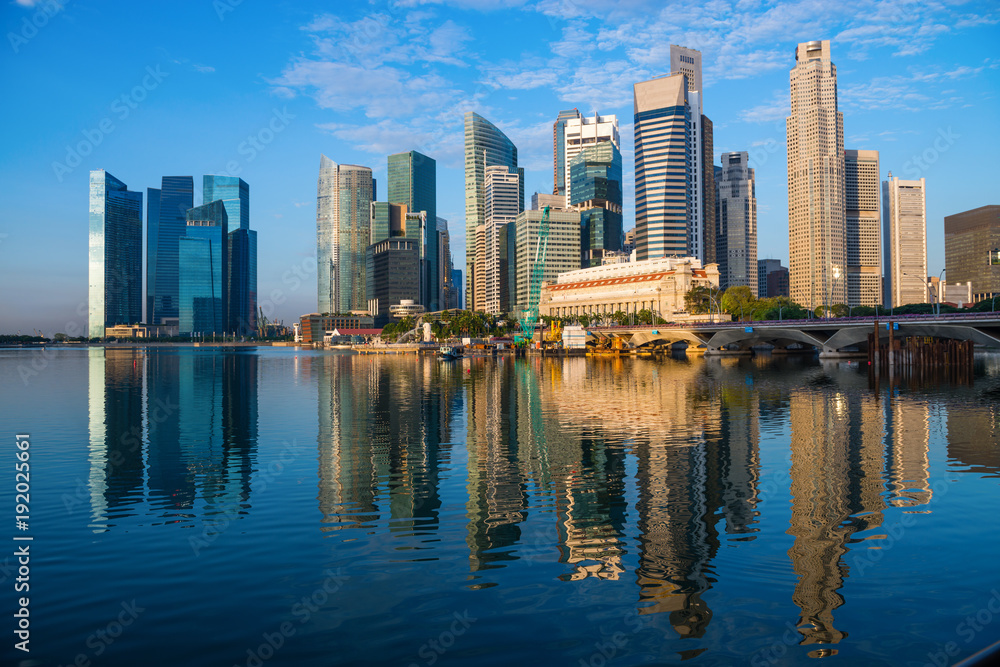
[611,310,628,325]
[578,314,591,328]
[830,303,850,318]
[720,286,755,321]
[637,308,653,325]
[684,285,722,314]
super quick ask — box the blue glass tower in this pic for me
[203,175,249,230]
[89,170,143,338]
[179,201,228,334]
[203,175,255,336]
[387,151,438,310]
[570,142,623,267]
[147,176,194,325]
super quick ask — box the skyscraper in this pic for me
[203,175,255,335]
[147,176,194,325]
[553,109,581,198]
[464,112,521,309]
[670,45,715,264]
[179,200,228,334]
[715,152,757,295]
[883,175,928,307]
[317,156,375,314]
[483,166,520,314]
[634,73,690,261]
[89,170,143,338]
[787,40,846,310]
[437,217,452,313]
[570,142,623,268]
[561,112,619,208]
[844,150,882,306]
[387,151,438,310]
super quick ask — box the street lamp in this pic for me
[935,268,946,316]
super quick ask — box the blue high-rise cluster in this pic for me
[92,170,258,338]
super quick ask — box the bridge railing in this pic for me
[589,311,1000,331]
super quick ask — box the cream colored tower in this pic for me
[787,40,846,310]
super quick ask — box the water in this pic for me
[1,346,998,666]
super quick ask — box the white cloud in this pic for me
[739,90,790,123]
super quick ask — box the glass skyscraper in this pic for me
[203,175,249,230]
[387,150,438,310]
[147,176,194,325]
[570,142,623,268]
[633,73,691,261]
[89,170,143,338]
[552,109,581,198]
[179,201,228,334]
[228,228,257,335]
[317,156,374,314]
[463,112,521,310]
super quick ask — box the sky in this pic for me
[1,0,998,335]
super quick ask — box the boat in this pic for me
[438,345,463,360]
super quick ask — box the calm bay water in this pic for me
[1,346,999,666]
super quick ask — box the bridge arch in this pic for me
[628,329,712,350]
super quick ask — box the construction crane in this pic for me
[519,205,551,340]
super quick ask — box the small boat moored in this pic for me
[438,345,463,360]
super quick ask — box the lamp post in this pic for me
[935,268,946,316]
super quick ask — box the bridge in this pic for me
[588,313,1000,357]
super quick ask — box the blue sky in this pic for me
[1,0,997,334]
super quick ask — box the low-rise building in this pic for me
[299,313,375,343]
[539,256,719,321]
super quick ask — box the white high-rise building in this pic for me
[562,113,619,209]
[482,166,520,314]
[883,175,928,307]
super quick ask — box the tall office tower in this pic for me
[365,238,420,326]
[553,109,581,197]
[945,206,1000,302]
[147,176,194,325]
[450,269,463,310]
[715,152,757,294]
[203,175,255,335]
[670,44,715,264]
[89,170,143,338]
[844,150,882,306]
[758,259,789,298]
[561,112,620,208]
[513,209,581,313]
[179,200,228,334]
[464,112,521,309]
[317,156,375,313]
[437,217,452,311]
[882,175,928,307]
[787,40,846,310]
[570,142,623,268]
[634,72,690,261]
[482,166,521,314]
[388,151,438,310]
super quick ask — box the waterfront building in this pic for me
[437,217,452,312]
[787,40,846,310]
[450,269,463,310]
[464,112,522,308]
[670,44,715,264]
[179,200,228,334]
[89,170,143,338]
[204,175,255,336]
[715,152,757,295]
[513,209,581,315]
[388,150,438,310]
[633,72,690,261]
[317,156,375,314]
[882,175,928,307]
[297,313,376,343]
[482,166,521,314]
[757,259,790,298]
[539,256,719,321]
[366,238,420,326]
[146,176,193,326]
[944,205,1000,302]
[844,150,882,307]
[570,142,623,268]
[561,112,620,208]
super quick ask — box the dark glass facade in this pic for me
[387,151,438,310]
[203,175,249,230]
[365,238,419,326]
[570,142,623,268]
[147,176,194,325]
[89,170,143,338]
[179,201,228,334]
[228,229,258,336]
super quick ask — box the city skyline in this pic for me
[2,1,998,333]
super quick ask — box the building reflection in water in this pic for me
[946,399,1000,478]
[87,348,259,530]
